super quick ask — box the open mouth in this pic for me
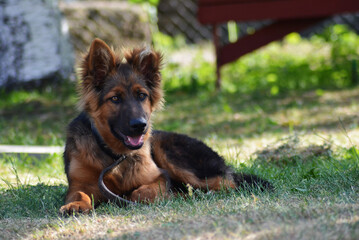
[111,128,145,150]
[124,135,144,149]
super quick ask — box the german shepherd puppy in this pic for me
[59,39,270,214]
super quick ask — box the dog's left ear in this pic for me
[81,38,116,89]
[125,48,163,108]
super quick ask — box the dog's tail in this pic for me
[232,172,273,191]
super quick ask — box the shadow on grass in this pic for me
[0,183,67,219]
[0,81,77,145]
[1,83,359,145]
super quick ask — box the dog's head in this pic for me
[78,38,163,153]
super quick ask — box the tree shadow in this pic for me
[0,183,66,219]
[0,183,66,239]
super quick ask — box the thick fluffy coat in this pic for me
[59,39,270,214]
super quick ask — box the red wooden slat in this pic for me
[198,0,359,24]
[217,18,324,67]
[199,0,281,5]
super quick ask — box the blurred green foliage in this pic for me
[129,0,159,6]
[156,24,359,96]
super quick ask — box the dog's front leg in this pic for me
[60,160,103,215]
[60,190,94,214]
[59,178,104,215]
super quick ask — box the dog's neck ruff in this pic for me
[91,121,136,206]
[91,121,124,161]
[97,154,135,207]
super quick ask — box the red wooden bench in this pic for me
[197,0,359,89]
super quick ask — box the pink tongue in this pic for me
[127,136,143,146]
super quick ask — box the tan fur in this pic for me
[59,38,244,215]
[60,39,168,215]
[124,48,164,110]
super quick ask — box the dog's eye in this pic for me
[138,93,147,101]
[110,96,121,103]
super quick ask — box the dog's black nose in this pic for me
[129,118,147,132]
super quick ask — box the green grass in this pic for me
[1,143,358,239]
[0,81,77,146]
[1,24,359,239]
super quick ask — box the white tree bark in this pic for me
[0,0,74,87]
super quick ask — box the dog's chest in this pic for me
[104,155,151,193]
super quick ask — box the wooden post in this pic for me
[212,24,221,90]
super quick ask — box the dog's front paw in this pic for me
[130,185,158,203]
[59,201,92,215]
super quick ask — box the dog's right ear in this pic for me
[81,38,116,88]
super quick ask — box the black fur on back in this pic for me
[152,130,230,179]
[151,130,272,191]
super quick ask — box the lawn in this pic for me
[1,25,359,239]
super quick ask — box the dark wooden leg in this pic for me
[219,18,324,66]
[212,24,221,90]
